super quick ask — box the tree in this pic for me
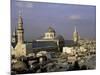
[72,61,80,70]
[81,65,87,70]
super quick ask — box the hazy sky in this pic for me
[11,0,96,41]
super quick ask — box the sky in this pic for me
[11,0,96,41]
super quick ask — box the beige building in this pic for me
[63,47,73,54]
[63,47,76,55]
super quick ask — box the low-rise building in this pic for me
[63,47,76,55]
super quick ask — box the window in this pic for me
[50,34,53,37]
[46,34,49,37]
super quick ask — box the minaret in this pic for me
[11,27,17,44]
[73,26,79,44]
[17,14,24,44]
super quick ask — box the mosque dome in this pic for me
[47,27,55,33]
[56,35,64,41]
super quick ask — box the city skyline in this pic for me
[11,1,96,74]
[11,0,96,41]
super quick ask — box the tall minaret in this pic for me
[73,26,79,44]
[17,14,24,44]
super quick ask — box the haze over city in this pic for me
[11,0,96,41]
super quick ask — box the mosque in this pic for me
[11,15,79,58]
[11,15,64,57]
[32,26,65,53]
